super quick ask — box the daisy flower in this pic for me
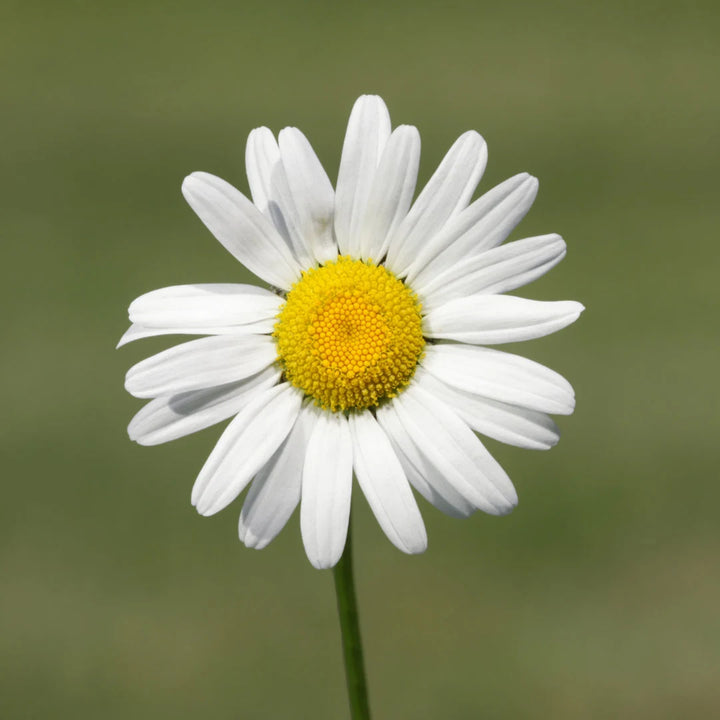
[121,95,583,569]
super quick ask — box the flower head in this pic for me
[121,95,583,569]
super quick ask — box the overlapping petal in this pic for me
[278,127,337,264]
[117,320,274,347]
[245,127,314,268]
[384,131,488,277]
[390,384,518,515]
[354,125,421,262]
[421,344,575,415]
[376,402,476,518]
[191,383,302,516]
[349,412,427,554]
[239,403,313,549]
[335,95,392,255]
[127,283,281,329]
[409,173,538,287]
[415,368,560,450]
[129,366,280,446]
[301,408,353,569]
[423,295,584,344]
[125,334,277,399]
[182,171,302,289]
[418,233,567,309]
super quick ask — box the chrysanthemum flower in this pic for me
[121,95,583,569]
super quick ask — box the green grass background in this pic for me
[2,0,718,717]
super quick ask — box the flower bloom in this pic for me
[121,95,583,569]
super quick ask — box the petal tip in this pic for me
[308,554,337,570]
[195,501,218,517]
[239,528,262,550]
[405,533,428,555]
[182,171,203,187]
[494,487,519,516]
[180,173,202,200]
[357,92,384,102]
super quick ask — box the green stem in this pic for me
[333,516,371,720]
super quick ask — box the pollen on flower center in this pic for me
[274,256,425,412]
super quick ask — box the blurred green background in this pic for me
[2,0,718,717]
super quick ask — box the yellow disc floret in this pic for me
[274,256,425,412]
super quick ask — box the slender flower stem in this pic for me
[333,516,371,720]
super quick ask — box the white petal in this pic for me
[384,131,487,277]
[128,283,282,327]
[410,174,538,287]
[245,126,277,213]
[419,233,566,309]
[278,127,337,265]
[355,125,421,262]
[393,384,518,515]
[245,128,314,268]
[118,323,164,347]
[181,172,301,290]
[125,334,277,399]
[191,383,302,516]
[128,366,281,446]
[423,295,584,344]
[334,95,392,256]
[415,368,560,450]
[376,402,476,518]
[300,408,353,569]
[349,412,427,554]
[421,344,576,415]
[239,403,313,549]
[116,320,274,348]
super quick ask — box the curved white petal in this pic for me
[355,125,421,262]
[278,127,337,265]
[238,402,313,549]
[421,344,575,415]
[335,95,392,255]
[128,283,282,327]
[410,173,538,286]
[118,323,169,348]
[245,126,277,213]
[419,233,566,309]
[385,131,487,278]
[125,334,277,399]
[415,368,560,450]
[349,412,427,554]
[245,128,314,268]
[376,402,476,518]
[117,320,274,348]
[423,295,584,344]
[128,366,281,446]
[191,383,302,516]
[392,384,518,515]
[301,408,353,569]
[181,172,301,290]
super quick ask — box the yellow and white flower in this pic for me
[121,95,583,569]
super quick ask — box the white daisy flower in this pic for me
[120,95,583,569]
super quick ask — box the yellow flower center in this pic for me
[274,256,425,412]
